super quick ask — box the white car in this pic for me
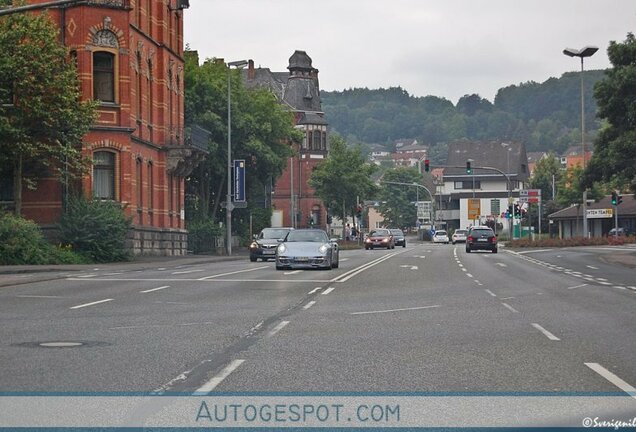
[452,229,468,244]
[432,230,449,244]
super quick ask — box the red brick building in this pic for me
[7,0,203,255]
[244,51,329,229]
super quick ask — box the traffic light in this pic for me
[611,191,617,206]
[466,161,472,174]
[617,194,623,205]
[424,159,430,172]
[513,203,521,217]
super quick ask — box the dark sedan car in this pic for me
[250,227,293,262]
[390,229,406,247]
[364,229,395,250]
[465,226,497,253]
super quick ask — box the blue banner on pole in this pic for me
[234,159,246,202]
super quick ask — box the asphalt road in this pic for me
[1,242,635,398]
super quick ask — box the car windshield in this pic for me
[284,230,328,243]
[259,228,290,239]
[390,229,403,236]
[370,230,390,236]
[455,230,467,235]
[436,231,447,236]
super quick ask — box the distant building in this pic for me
[2,0,202,256]
[561,146,592,169]
[526,151,548,176]
[435,141,529,232]
[549,195,636,238]
[243,51,328,229]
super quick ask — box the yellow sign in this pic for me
[468,198,481,219]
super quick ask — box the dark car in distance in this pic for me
[250,227,293,262]
[390,229,406,247]
[465,226,498,253]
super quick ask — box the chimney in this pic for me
[248,59,255,80]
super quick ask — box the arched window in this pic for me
[93,151,115,200]
[93,52,115,102]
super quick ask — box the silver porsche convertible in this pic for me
[275,229,339,270]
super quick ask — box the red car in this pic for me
[364,229,395,250]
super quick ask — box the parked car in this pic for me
[451,229,468,245]
[432,230,449,244]
[608,227,633,237]
[250,227,293,262]
[275,229,339,270]
[465,226,497,253]
[390,229,406,247]
[364,229,395,250]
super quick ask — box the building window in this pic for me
[93,51,115,102]
[0,165,14,201]
[136,158,143,221]
[321,132,327,150]
[93,151,115,200]
[147,161,154,211]
[454,181,480,189]
[312,130,321,150]
[136,52,143,122]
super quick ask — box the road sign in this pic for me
[467,198,480,219]
[586,208,613,219]
[234,159,246,202]
[519,189,541,203]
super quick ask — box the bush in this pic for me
[59,197,131,262]
[187,218,223,254]
[509,236,634,248]
[0,213,51,264]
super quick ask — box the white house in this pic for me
[434,141,529,234]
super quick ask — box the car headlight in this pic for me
[318,244,329,254]
[364,238,371,243]
[382,238,388,242]
[277,244,286,254]
[250,242,259,249]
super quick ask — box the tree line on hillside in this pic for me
[321,70,606,160]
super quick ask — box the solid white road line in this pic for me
[613,286,627,290]
[284,270,303,275]
[568,284,588,290]
[531,323,561,341]
[76,274,97,278]
[171,269,205,275]
[15,295,64,299]
[351,305,441,315]
[501,302,519,313]
[585,363,636,400]
[140,285,170,293]
[198,266,268,280]
[332,250,405,283]
[322,287,335,295]
[303,301,316,310]
[69,298,113,309]
[267,321,290,338]
[194,359,245,394]
[308,287,322,294]
[485,289,497,297]
[495,263,507,267]
[515,249,552,254]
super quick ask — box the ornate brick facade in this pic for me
[16,0,196,255]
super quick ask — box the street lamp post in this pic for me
[226,60,248,255]
[563,46,597,237]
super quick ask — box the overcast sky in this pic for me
[184,0,635,104]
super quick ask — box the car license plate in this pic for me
[263,250,275,255]
[478,238,488,242]
[296,257,309,262]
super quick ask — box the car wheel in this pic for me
[402,243,406,248]
[492,248,498,254]
[275,265,283,270]
[466,247,471,253]
[332,259,339,269]
[250,256,257,262]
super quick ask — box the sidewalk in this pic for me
[0,250,249,288]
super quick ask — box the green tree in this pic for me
[309,135,377,232]
[528,153,561,201]
[184,54,300,233]
[585,32,636,195]
[0,8,96,215]
[378,167,423,229]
